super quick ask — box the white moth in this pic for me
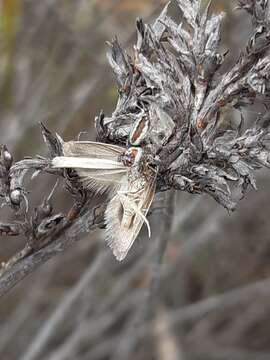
[52,141,156,260]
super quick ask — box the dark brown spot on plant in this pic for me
[197,119,205,129]
[218,99,227,107]
[130,116,148,144]
[122,84,130,93]
[66,206,79,222]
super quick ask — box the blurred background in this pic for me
[1,1,270,359]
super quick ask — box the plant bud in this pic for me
[1,146,13,169]
[10,189,22,205]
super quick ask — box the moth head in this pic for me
[121,147,143,166]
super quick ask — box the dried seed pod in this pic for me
[3,150,13,169]
[36,203,53,218]
[1,145,13,170]
[10,189,22,206]
[0,165,6,178]
[36,214,64,235]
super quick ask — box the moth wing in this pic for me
[63,141,124,160]
[52,141,128,193]
[74,169,128,194]
[105,168,156,261]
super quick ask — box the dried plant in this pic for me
[1,0,270,295]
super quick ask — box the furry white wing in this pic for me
[52,141,128,192]
[62,141,124,160]
[105,168,156,261]
[52,156,126,169]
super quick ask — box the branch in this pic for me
[0,127,106,296]
[0,201,105,297]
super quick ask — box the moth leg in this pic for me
[117,192,151,238]
[117,189,133,195]
[77,131,88,141]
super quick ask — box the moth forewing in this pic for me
[51,141,128,193]
[51,156,126,169]
[105,166,157,261]
[62,141,125,159]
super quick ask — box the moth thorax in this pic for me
[121,147,143,167]
[129,116,150,146]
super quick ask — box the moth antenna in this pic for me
[77,131,88,141]
[47,180,59,202]
[138,210,151,237]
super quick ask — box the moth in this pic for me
[52,140,156,260]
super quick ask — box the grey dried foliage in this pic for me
[1,0,270,295]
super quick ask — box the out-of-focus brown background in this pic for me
[1,1,270,359]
